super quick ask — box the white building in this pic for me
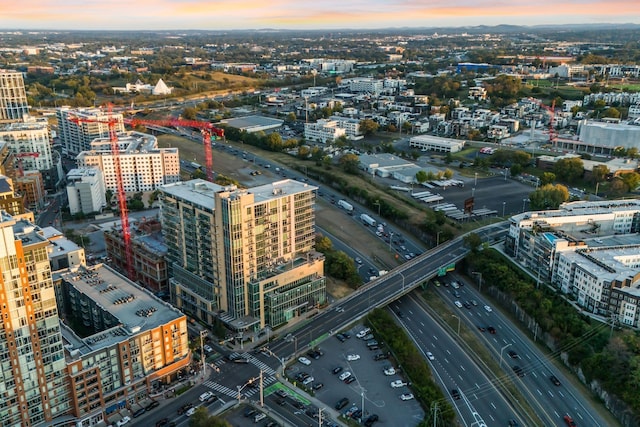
[66,168,106,215]
[304,119,346,144]
[76,131,180,193]
[0,69,29,122]
[56,107,125,156]
[577,120,640,154]
[328,115,362,139]
[341,78,383,94]
[409,135,465,153]
[0,116,54,170]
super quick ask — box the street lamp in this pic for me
[436,230,442,246]
[399,271,406,292]
[451,314,461,336]
[474,172,478,186]
[500,343,513,368]
[522,198,528,213]
[471,272,483,293]
[293,336,298,356]
[502,201,506,217]
[374,200,381,217]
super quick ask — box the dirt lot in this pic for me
[157,134,401,298]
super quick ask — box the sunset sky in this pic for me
[2,0,639,31]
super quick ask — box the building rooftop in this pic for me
[512,199,640,224]
[66,167,101,181]
[60,264,184,357]
[82,131,177,156]
[219,115,283,132]
[41,226,82,259]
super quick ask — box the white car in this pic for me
[426,352,435,361]
[400,393,414,401]
[390,380,407,388]
[185,407,196,417]
[302,376,314,385]
[356,328,371,339]
[346,354,360,361]
[484,305,493,313]
[298,356,311,366]
[199,391,213,402]
[454,300,463,308]
[116,417,131,427]
[203,344,213,353]
[339,371,352,381]
[384,367,396,376]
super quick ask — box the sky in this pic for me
[2,0,639,31]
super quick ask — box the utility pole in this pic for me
[259,370,264,407]
[318,408,324,427]
[199,330,207,380]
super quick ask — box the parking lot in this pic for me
[286,325,425,426]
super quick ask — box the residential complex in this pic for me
[66,168,107,215]
[0,69,29,123]
[56,107,125,156]
[304,119,347,144]
[506,199,640,325]
[159,179,326,333]
[76,131,180,193]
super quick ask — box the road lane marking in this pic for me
[459,365,465,371]
[537,389,542,396]
[491,402,497,410]
[445,349,451,355]
[558,391,565,397]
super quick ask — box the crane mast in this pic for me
[68,108,136,281]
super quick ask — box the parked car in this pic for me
[374,352,389,361]
[116,417,131,427]
[335,397,349,410]
[332,366,343,375]
[298,356,311,366]
[356,328,371,338]
[312,382,324,390]
[344,376,356,384]
[364,414,379,427]
[347,354,360,361]
[383,366,396,376]
[336,333,346,342]
[400,393,414,401]
[132,408,146,418]
[390,380,407,388]
[339,371,352,381]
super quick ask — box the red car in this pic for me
[564,415,577,427]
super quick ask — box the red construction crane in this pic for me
[124,117,225,182]
[528,98,557,147]
[68,108,136,281]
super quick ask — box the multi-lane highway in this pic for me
[393,294,523,427]
[435,275,609,427]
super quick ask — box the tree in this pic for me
[510,164,523,177]
[554,157,584,183]
[339,153,360,174]
[265,132,283,151]
[620,172,640,191]
[189,407,231,427]
[463,233,483,253]
[359,119,379,136]
[540,172,556,185]
[529,184,569,210]
[443,168,454,179]
[415,170,428,185]
[182,106,197,120]
[315,234,333,253]
[591,165,610,183]
[602,107,621,119]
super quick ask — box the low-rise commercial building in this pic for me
[409,135,465,153]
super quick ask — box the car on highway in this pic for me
[298,356,311,365]
[454,300,463,308]
[508,420,520,427]
[563,415,577,427]
[508,350,519,359]
[145,400,160,410]
[355,257,363,264]
[550,375,562,386]
[484,305,493,312]
[339,371,352,381]
[275,389,288,398]
[463,301,472,309]
[177,403,193,415]
[450,389,461,400]
[487,326,497,334]
[512,365,525,377]
[347,354,360,361]
[426,352,435,361]
[400,393,414,401]
[390,380,407,388]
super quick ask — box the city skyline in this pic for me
[2,0,640,31]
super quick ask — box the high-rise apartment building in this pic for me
[66,167,107,214]
[0,70,29,123]
[0,214,72,426]
[77,131,180,193]
[56,107,125,156]
[160,179,326,332]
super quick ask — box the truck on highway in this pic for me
[360,214,376,227]
[337,200,354,213]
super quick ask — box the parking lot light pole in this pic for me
[500,343,513,368]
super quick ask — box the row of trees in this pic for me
[464,248,640,419]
